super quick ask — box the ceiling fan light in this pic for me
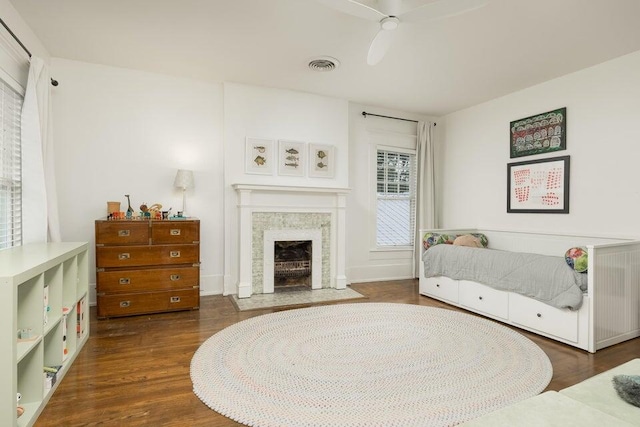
[380,16,399,30]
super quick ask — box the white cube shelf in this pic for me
[0,242,90,427]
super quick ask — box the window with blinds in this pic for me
[376,149,416,247]
[0,79,22,249]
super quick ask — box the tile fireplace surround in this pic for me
[233,184,350,298]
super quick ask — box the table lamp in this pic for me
[174,169,194,217]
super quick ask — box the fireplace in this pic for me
[232,184,349,298]
[273,240,312,291]
[263,228,322,294]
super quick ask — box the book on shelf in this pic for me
[62,311,68,361]
[43,365,63,392]
[43,284,50,326]
[77,296,86,338]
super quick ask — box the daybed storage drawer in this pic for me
[459,280,509,320]
[422,276,458,303]
[509,293,579,342]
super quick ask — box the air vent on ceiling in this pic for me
[308,56,340,72]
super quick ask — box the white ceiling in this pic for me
[10,0,640,116]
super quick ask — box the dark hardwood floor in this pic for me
[35,280,640,426]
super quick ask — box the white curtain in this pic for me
[415,121,436,277]
[21,56,61,244]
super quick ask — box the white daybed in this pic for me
[419,228,640,353]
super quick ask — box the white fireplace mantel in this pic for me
[232,183,350,195]
[233,183,350,298]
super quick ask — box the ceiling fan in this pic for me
[315,0,487,65]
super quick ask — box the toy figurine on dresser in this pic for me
[125,194,134,216]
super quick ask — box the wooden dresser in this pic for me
[95,219,200,318]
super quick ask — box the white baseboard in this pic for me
[347,263,414,283]
[348,275,415,284]
[89,283,97,306]
[199,274,224,295]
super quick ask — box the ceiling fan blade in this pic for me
[400,0,487,23]
[314,0,386,21]
[367,27,395,65]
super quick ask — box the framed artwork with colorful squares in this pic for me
[507,155,570,213]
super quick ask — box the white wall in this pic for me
[222,83,349,295]
[50,59,225,301]
[0,0,49,88]
[0,1,48,57]
[346,103,436,282]
[440,49,640,238]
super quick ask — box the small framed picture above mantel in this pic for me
[245,137,274,175]
[308,144,335,178]
[278,140,305,177]
[507,155,570,214]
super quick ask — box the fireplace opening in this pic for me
[274,240,312,291]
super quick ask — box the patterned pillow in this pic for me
[422,233,457,250]
[422,232,489,250]
[470,233,489,248]
[565,247,588,273]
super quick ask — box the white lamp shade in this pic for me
[174,169,194,190]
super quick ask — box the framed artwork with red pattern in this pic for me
[510,107,566,158]
[507,155,570,213]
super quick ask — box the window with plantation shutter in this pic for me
[376,148,416,247]
[0,78,22,249]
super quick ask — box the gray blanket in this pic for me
[422,245,587,310]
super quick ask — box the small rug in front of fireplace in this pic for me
[229,287,366,311]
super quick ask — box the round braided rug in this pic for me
[191,303,552,426]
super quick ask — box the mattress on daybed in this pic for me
[422,244,588,310]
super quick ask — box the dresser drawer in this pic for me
[97,288,200,318]
[459,280,509,320]
[97,266,199,294]
[422,276,459,304]
[96,221,149,245]
[96,244,199,268]
[509,293,579,342]
[151,221,199,244]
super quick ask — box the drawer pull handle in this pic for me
[170,229,181,236]
[170,274,181,281]
[436,284,440,288]
[118,253,130,260]
[118,230,130,237]
[536,313,542,318]
[170,251,181,258]
[478,296,483,300]
[170,296,181,303]
[119,278,131,285]
[120,301,131,308]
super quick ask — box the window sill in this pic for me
[370,247,413,252]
